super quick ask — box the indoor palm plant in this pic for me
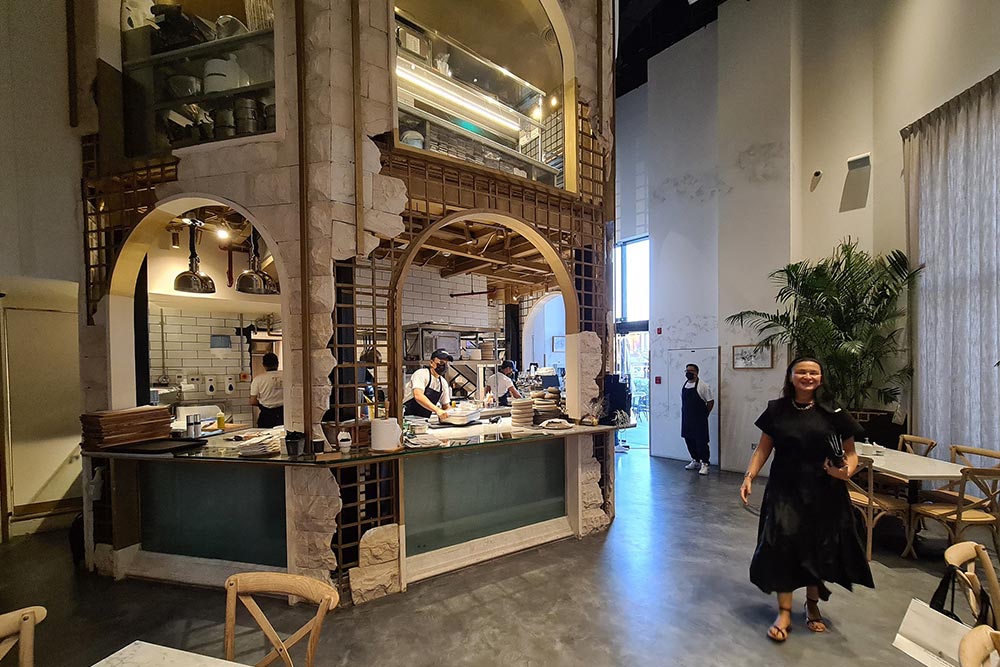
[726,239,921,410]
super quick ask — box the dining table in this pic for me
[91,641,246,666]
[856,446,967,558]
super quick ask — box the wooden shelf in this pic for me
[155,81,275,111]
[124,29,274,71]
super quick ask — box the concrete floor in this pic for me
[0,452,966,666]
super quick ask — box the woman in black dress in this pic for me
[739,357,874,642]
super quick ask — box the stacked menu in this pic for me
[80,406,173,450]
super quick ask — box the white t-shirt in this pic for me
[483,372,515,400]
[683,379,714,404]
[403,368,451,408]
[250,370,284,408]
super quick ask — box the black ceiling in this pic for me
[616,0,726,97]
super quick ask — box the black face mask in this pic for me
[685,371,696,381]
[434,361,448,374]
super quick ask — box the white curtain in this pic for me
[903,71,1000,455]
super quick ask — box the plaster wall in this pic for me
[614,85,648,243]
[643,26,721,463]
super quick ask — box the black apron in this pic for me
[257,405,284,428]
[403,369,444,418]
[681,379,710,441]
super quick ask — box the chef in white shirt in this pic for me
[483,360,522,406]
[402,348,452,419]
[250,352,284,427]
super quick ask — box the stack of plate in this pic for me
[544,388,561,401]
[530,390,546,399]
[533,398,561,424]
[510,398,534,427]
[479,340,495,360]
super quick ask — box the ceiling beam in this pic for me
[423,239,552,274]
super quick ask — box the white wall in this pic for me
[643,25,721,462]
[614,85,649,243]
[401,265,490,329]
[523,295,566,368]
[0,2,85,285]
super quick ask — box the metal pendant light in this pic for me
[173,223,216,294]
[236,229,279,295]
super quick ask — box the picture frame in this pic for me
[733,344,773,370]
[551,335,566,353]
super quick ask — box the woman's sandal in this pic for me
[768,607,793,642]
[805,598,827,633]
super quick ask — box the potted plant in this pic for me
[726,239,922,445]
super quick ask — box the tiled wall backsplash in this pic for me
[402,265,489,328]
[149,307,272,426]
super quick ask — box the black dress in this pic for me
[749,398,874,594]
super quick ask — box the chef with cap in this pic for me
[403,348,453,419]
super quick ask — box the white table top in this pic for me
[862,448,966,481]
[92,641,245,666]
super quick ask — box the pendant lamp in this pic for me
[236,229,279,295]
[173,223,216,294]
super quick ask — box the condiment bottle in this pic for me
[216,411,226,431]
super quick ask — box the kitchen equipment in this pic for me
[185,413,202,438]
[337,430,352,453]
[215,15,249,38]
[214,108,235,139]
[234,97,259,135]
[371,418,402,451]
[167,74,201,98]
[441,406,482,426]
[204,55,241,93]
[264,104,277,130]
[400,130,424,149]
[468,348,482,360]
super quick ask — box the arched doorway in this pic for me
[104,193,291,419]
[388,208,588,417]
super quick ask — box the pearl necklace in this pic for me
[792,399,815,411]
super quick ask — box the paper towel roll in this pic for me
[371,418,401,451]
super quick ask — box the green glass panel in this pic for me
[140,461,287,567]
[404,439,565,556]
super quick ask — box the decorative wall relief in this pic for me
[652,170,731,204]
[735,141,788,183]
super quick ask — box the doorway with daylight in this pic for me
[614,236,650,452]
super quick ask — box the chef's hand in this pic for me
[436,408,449,420]
[740,477,752,505]
[823,458,850,480]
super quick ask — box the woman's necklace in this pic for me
[792,399,815,411]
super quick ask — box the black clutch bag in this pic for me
[827,433,845,469]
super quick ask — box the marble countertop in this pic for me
[91,641,245,666]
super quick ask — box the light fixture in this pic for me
[395,65,521,132]
[173,223,216,294]
[550,95,559,108]
[170,231,181,248]
[216,227,230,240]
[236,229,279,295]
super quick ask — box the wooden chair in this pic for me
[959,625,1000,667]
[923,446,1000,505]
[875,434,939,496]
[848,461,911,560]
[224,573,339,667]
[945,542,1000,628]
[907,469,1000,558]
[0,606,46,667]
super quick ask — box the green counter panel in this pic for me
[404,439,566,556]
[139,461,287,567]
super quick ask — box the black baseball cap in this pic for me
[430,348,453,361]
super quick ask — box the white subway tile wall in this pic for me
[149,308,276,426]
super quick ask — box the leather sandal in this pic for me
[805,598,827,633]
[768,607,793,642]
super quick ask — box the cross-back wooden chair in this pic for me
[224,573,339,667]
[907,469,1000,558]
[959,624,1000,667]
[0,606,46,667]
[848,461,911,560]
[945,542,1000,628]
[923,446,1000,505]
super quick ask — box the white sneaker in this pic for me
[684,460,700,470]
[699,462,710,475]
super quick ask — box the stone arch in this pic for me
[389,208,590,417]
[103,192,294,409]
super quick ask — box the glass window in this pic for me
[614,237,649,323]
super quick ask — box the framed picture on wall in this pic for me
[552,336,566,353]
[733,344,773,369]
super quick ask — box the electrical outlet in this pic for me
[188,374,202,390]
[750,441,758,450]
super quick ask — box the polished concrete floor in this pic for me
[0,452,966,666]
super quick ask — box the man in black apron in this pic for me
[681,363,714,475]
[403,348,452,419]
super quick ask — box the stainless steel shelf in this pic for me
[124,29,275,71]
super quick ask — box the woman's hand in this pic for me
[740,477,753,505]
[823,458,850,480]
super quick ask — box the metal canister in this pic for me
[185,413,202,439]
[213,109,235,139]
[234,98,259,135]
